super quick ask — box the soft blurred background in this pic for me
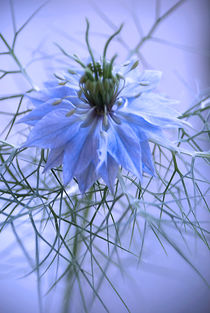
[0,0,209,312]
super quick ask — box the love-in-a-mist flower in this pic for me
[19,21,184,193]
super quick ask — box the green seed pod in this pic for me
[80,75,87,84]
[85,68,94,81]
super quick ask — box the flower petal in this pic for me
[118,111,162,135]
[140,139,155,176]
[98,153,119,192]
[121,70,162,97]
[63,118,101,185]
[125,93,184,127]
[23,109,81,148]
[26,85,78,107]
[43,85,78,99]
[19,99,74,125]
[43,147,64,172]
[118,110,179,150]
[75,162,99,194]
[107,121,142,179]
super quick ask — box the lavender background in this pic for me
[0,0,209,312]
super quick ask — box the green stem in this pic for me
[62,192,93,313]
[0,33,35,89]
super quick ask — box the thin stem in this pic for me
[130,0,187,56]
[0,33,35,89]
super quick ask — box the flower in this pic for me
[19,22,184,193]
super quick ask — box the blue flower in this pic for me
[19,22,184,193]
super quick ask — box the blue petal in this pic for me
[125,93,184,127]
[140,139,155,176]
[118,111,162,135]
[75,162,99,194]
[121,70,162,97]
[75,120,101,171]
[107,121,142,179]
[43,147,64,172]
[63,118,101,185]
[43,85,78,99]
[23,109,81,148]
[137,70,162,90]
[114,58,141,75]
[98,153,119,192]
[26,91,48,106]
[19,99,74,125]
[118,110,178,150]
[26,85,78,107]
[43,81,59,89]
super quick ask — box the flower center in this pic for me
[79,61,123,115]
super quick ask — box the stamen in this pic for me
[103,105,109,130]
[66,109,76,117]
[52,99,62,105]
[110,113,121,124]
